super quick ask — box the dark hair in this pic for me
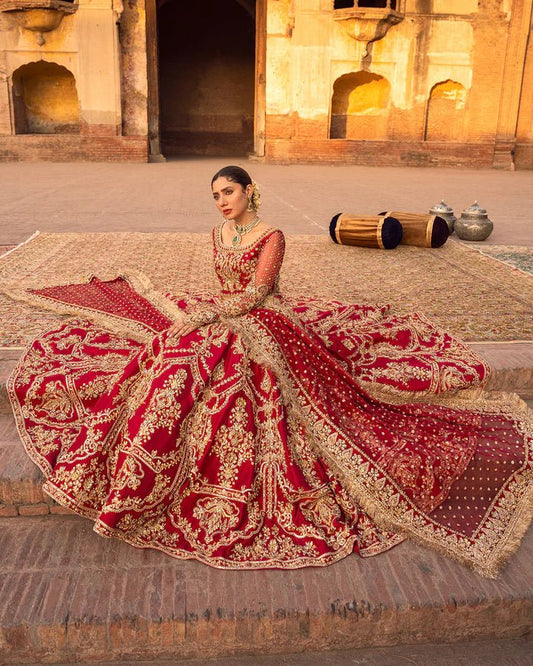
[211,165,252,190]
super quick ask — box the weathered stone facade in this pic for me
[0,0,532,167]
[0,0,147,160]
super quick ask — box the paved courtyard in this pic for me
[1,157,532,245]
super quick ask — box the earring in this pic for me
[247,198,255,212]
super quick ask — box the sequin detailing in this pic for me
[8,225,533,576]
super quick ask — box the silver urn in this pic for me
[429,200,456,234]
[454,201,493,241]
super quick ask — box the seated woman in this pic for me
[9,165,532,577]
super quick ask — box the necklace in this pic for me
[231,216,261,247]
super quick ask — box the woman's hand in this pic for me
[167,312,198,339]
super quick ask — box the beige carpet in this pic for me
[1,231,532,347]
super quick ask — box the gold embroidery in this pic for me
[193,498,241,543]
[212,397,255,488]
[7,225,532,577]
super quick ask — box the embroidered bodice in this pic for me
[188,225,285,325]
[213,225,284,294]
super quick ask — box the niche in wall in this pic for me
[12,61,80,134]
[330,71,391,140]
[425,80,467,141]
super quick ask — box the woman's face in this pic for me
[212,177,252,222]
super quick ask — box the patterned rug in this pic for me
[472,244,533,277]
[1,232,532,347]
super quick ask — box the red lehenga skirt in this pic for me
[6,274,533,576]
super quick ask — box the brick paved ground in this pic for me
[53,635,533,665]
[0,159,532,663]
[1,158,532,245]
[1,514,531,663]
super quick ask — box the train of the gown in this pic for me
[6,274,533,576]
[4,272,491,398]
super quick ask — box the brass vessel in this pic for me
[429,200,456,235]
[455,202,493,241]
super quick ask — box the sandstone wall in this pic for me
[0,0,147,161]
[1,0,531,167]
[263,0,533,168]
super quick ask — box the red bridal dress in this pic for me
[8,226,533,576]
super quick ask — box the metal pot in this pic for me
[429,200,456,234]
[454,201,493,241]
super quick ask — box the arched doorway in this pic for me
[157,0,258,157]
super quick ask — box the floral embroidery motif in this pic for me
[193,498,241,543]
[8,226,533,576]
[211,397,256,488]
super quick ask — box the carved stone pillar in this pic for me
[0,73,11,135]
[254,0,266,157]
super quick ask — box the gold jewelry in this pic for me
[231,216,261,246]
[248,181,261,212]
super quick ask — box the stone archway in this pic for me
[11,61,79,134]
[155,0,262,158]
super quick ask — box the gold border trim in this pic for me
[427,214,436,247]
[0,270,184,343]
[225,311,533,578]
[376,216,385,250]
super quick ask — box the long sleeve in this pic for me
[215,230,285,318]
[186,230,285,326]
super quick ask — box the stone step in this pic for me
[0,351,20,415]
[1,343,532,516]
[0,412,75,517]
[0,516,531,664]
[41,636,533,666]
[469,342,533,399]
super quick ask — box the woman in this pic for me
[9,166,532,576]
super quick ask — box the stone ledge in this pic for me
[0,0,77,12]
[43,636,533,665]
[264,138,498,169]
[470,342,533,399]
[0,516,531,663]
[0,135,148,163]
